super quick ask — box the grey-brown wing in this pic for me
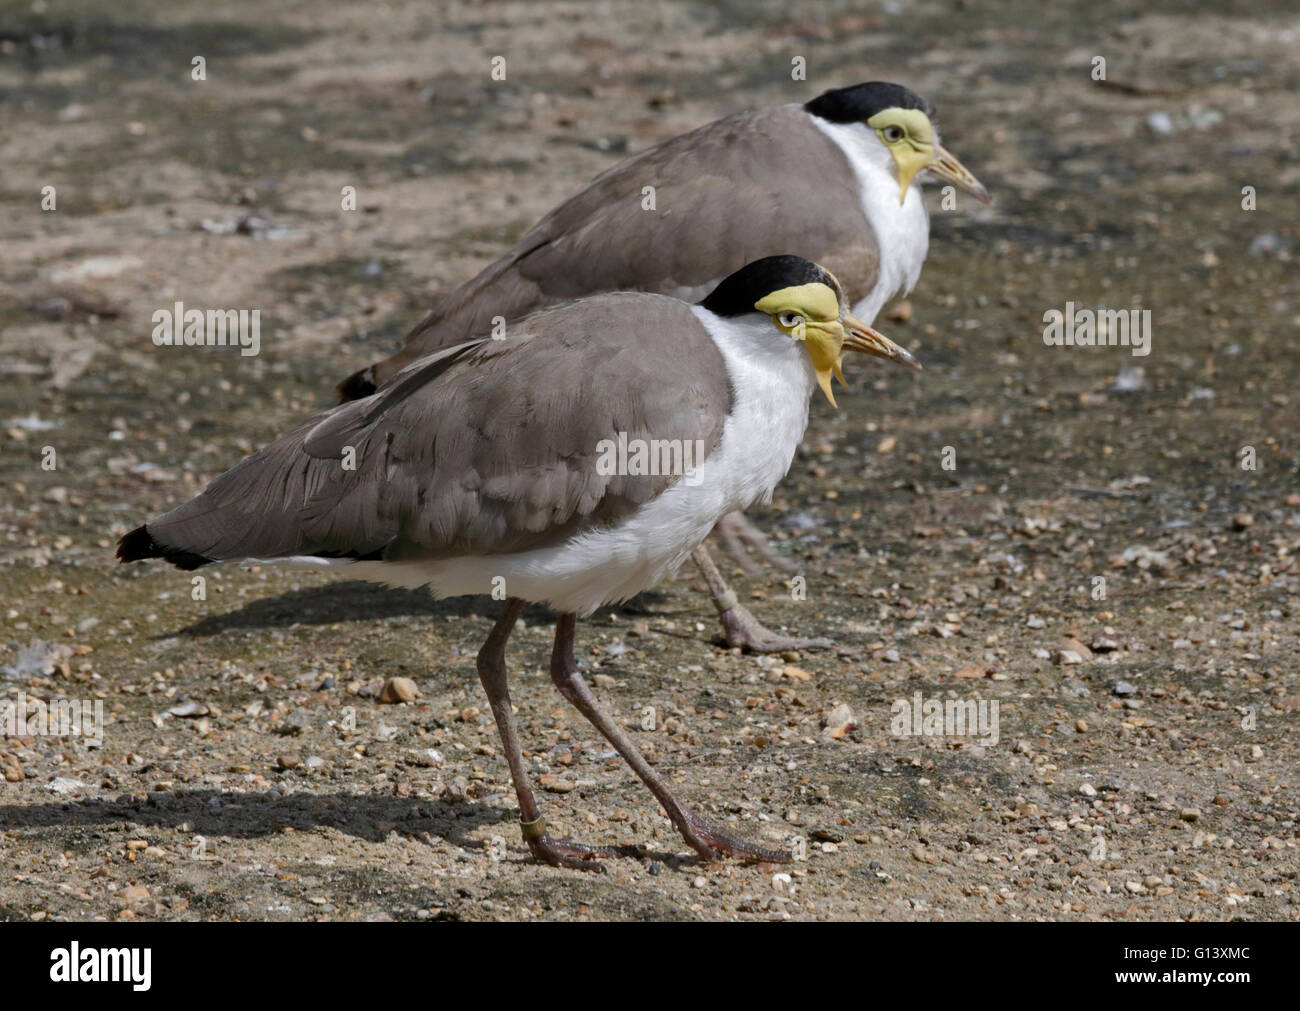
[133,294,732,567]
[351,105,879,393]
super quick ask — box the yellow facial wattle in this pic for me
[754,281,848,407]
[866,106,991,206]
[801,327,849,407]
[754,282,841,326]
[867,107,936,204]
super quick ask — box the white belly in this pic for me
[340,309,815,614]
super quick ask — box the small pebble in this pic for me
[822,703,855,740]
[380,677,420,703]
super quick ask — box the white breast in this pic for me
[337,309,814,615]
[808,115,931,323]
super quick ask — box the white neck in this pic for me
[807,114,931,323]
[703,309,818,394]
[690,306,815,510]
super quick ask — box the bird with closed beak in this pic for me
[119,255,917,869]
[337,80,987,653]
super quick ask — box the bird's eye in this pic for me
[778,311,803,328]
[881,125,905,143]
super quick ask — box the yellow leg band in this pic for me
[520,816,547,841]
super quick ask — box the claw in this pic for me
[716,601,832,654]
[715,512,798,577]
[526,833,644,872]
[677,812,793,864]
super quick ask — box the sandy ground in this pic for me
[0,0,1297,921]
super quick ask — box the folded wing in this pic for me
[122,294,733,568]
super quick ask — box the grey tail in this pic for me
[116,525,214,571]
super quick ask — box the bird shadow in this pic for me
[0,787,494,847]
[0,788,694,869]
[167,581,676,638]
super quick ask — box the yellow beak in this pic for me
[843,314,922,371]
[807,315,920,408]
[925,145,992,204]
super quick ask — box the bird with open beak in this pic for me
[334,81,988,654]
[118,256,917,869]
[755,277,921,407]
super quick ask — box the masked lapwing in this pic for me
[337,81,986,653]
[119,256,917,869]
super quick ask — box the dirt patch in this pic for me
[1,0,1297,920]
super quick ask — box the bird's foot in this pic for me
[675,809,793,864]
[716,601,832,654]
[715,512,798,576]
[525,825,644,872]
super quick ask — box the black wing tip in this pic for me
[116,525,214,571]
[116,525,155,562]
[336,366,377,403]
